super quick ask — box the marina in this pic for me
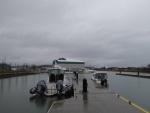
[1,0,150,112]
[47,72,149,113]
[0,72,150,113]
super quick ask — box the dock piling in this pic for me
[83,78,87,93]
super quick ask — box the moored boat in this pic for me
[45,68,74,96]
[81,68,95,74]
[91,72,108,86]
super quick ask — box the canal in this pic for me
[0,71,150,113]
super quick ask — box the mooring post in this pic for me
[83,78,87,93]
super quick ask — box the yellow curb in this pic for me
[115,94,149,113]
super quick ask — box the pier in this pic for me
[116,73,150,79]
[47,74,149,113]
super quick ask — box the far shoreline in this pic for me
[0,71,43,79]
[94,69,150,74]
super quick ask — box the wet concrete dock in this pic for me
[47,74,149,113]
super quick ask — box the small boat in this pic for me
[82,68,95,74]
[45,68,74,96]
[91,72,108,86]
[78,68,95,74]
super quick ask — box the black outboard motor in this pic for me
[56,80,63,94]
[36,80,47,96]
[30,87,37,94]
[101,75,107,86]
[30,80,47,96]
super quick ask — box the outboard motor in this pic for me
[36,80,47,96]
[30,87,37,94]
[30,80,47,96]
[101,75,107,86]
[56,80,63,94]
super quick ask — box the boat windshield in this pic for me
[94,73,107,79]
[50,69,64,75]
[49,69,65,82]
[95,73,101,79]
[101,74,107,79]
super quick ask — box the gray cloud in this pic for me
[0,0,150,67]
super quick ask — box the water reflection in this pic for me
[8,78,11,91]
[56,94,71,101]
[15,77,18,88]
[0,79,3,98]
[137,78,141,87]
[30,96,47,108]
[29,94,73,109]
[83,93,88,112]
[83,93,88,101]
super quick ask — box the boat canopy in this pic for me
[48,69,65,82]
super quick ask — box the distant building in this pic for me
[11,67,18,71]
[53,58,85,71]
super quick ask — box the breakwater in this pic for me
[116,73,150,79]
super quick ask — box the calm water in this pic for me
[0,73,67,113]
[0,72,150,113]
[106,71,150,111]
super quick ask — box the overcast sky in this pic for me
[0,0,150,67]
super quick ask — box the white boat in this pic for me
[45,68,74,96]
[91,72,108,85]
[82,68,95,74]
[53,58,85,72]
